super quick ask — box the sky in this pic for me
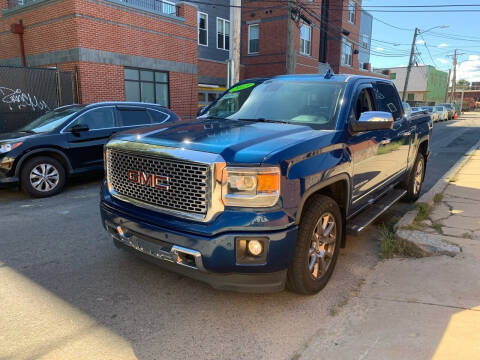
[362,0,480,83]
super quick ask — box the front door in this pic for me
[64,106,117,170]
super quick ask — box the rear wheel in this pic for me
[404,152,425,202]
[287,195,342,295]
[21,156,66,197]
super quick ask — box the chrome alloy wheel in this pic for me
[308,212,337,279]
[413,158,424,196]
[29,163,60,192]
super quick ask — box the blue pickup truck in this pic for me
[100,74,432,294]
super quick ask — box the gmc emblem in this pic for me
[127,170,170,190]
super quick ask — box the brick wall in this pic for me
[198,59,227,84]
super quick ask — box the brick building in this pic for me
[0,0,199,118]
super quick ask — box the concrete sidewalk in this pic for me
[296,149,480,360]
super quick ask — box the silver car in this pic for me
[422,106,439,122]
[435,106,448,121]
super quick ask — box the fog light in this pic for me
[247,240,263,256]
[116,226,125,238]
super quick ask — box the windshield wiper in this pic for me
[236,118,288,124]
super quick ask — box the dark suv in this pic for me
[0,102,178,197]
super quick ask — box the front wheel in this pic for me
[21,156,66,197]
[287,194,342,295]
[404,153,425,202]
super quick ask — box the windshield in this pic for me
[436,107,443,111]
[200,80,345,130]
[424,107,434,112]
[20,107,83,133]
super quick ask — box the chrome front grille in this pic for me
[106,149,210,214]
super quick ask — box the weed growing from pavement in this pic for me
[380,224,419,259]
[433,193,443,203]
[462,232,473,239]
[415,203,432,223]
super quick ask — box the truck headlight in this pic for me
[221,167,280,207]
[0,142,22,154]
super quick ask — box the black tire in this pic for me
[21,156,66,198]
[287,194,342,295]
[404,152,425,202]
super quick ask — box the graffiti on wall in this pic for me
[0,86,50,112]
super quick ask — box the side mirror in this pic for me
[350,111,394,132]
[197,106,206,117]
[70,124,89,133]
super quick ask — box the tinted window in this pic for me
[374,82,402,120]
[118,109,151,127]
[72,107,115,130]
[148,109,169,123]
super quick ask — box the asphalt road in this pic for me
[1,114,479,360]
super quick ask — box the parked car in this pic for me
[411,107,423,113]
[0,102,178,197]
[438,103,455,119]
[422,106,439,122]
[100,74,432,294]
[435,106,449,121]
[402,102,412,117]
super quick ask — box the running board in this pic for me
[347,189,407,233]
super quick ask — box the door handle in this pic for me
[400,131,411,136]
[380,138,391,145]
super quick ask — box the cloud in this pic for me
[416,39,425,45]
[437,58,449,64]
[375,47,384,52]
[457,55,480,82]
[438,43,448,48]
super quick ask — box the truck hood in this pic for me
[113,119,334,164]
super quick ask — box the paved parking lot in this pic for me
[1,116,480,359]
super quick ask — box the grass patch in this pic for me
[415,203,432,223]
[462,232,473,239]
[432,223,443,234]
[380,224,420,259]
[433,193,443,203]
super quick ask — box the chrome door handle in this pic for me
[380,139,391,145]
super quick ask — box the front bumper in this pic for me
[101,202,298,293]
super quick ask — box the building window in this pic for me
[390,73,396,80]
[341,38,353,66]
[124,68,169,107]
[300,24,311,55]
[162,0,176,15]
[348,1,355,24]
[248,24,259,54]
[198,12,208,46]
[361,34,369,49]
[407,93,414,101]
[217,17,230,50]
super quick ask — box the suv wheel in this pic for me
[404,152,425,202]
[21,156,66,198]
[287,194,342,295]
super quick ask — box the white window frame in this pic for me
[248,24,259,54]
[348,0,355,24]
[341,38,353,67]
[198,12,208,46]
[300,24,311,56]
[162,0,176,15]
[216,17,230,51]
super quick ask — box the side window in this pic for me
[72,107,115,130]
[148,109,169,124]
[374,83,402,120]
[354,88,375,120]
[117,109,151,127]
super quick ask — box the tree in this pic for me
[457,79,471,89]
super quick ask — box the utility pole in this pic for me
[451,49,457,104]
[460,86,465,114]
[402,27,419,102]
[286,0,296,74]
[229,0,241,86]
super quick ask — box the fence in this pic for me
[0,66,77,133]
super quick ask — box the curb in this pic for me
[394,136,480,232]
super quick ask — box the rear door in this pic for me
[373,81,411,179]
[63,106,117,170]
[116,106,153,129]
